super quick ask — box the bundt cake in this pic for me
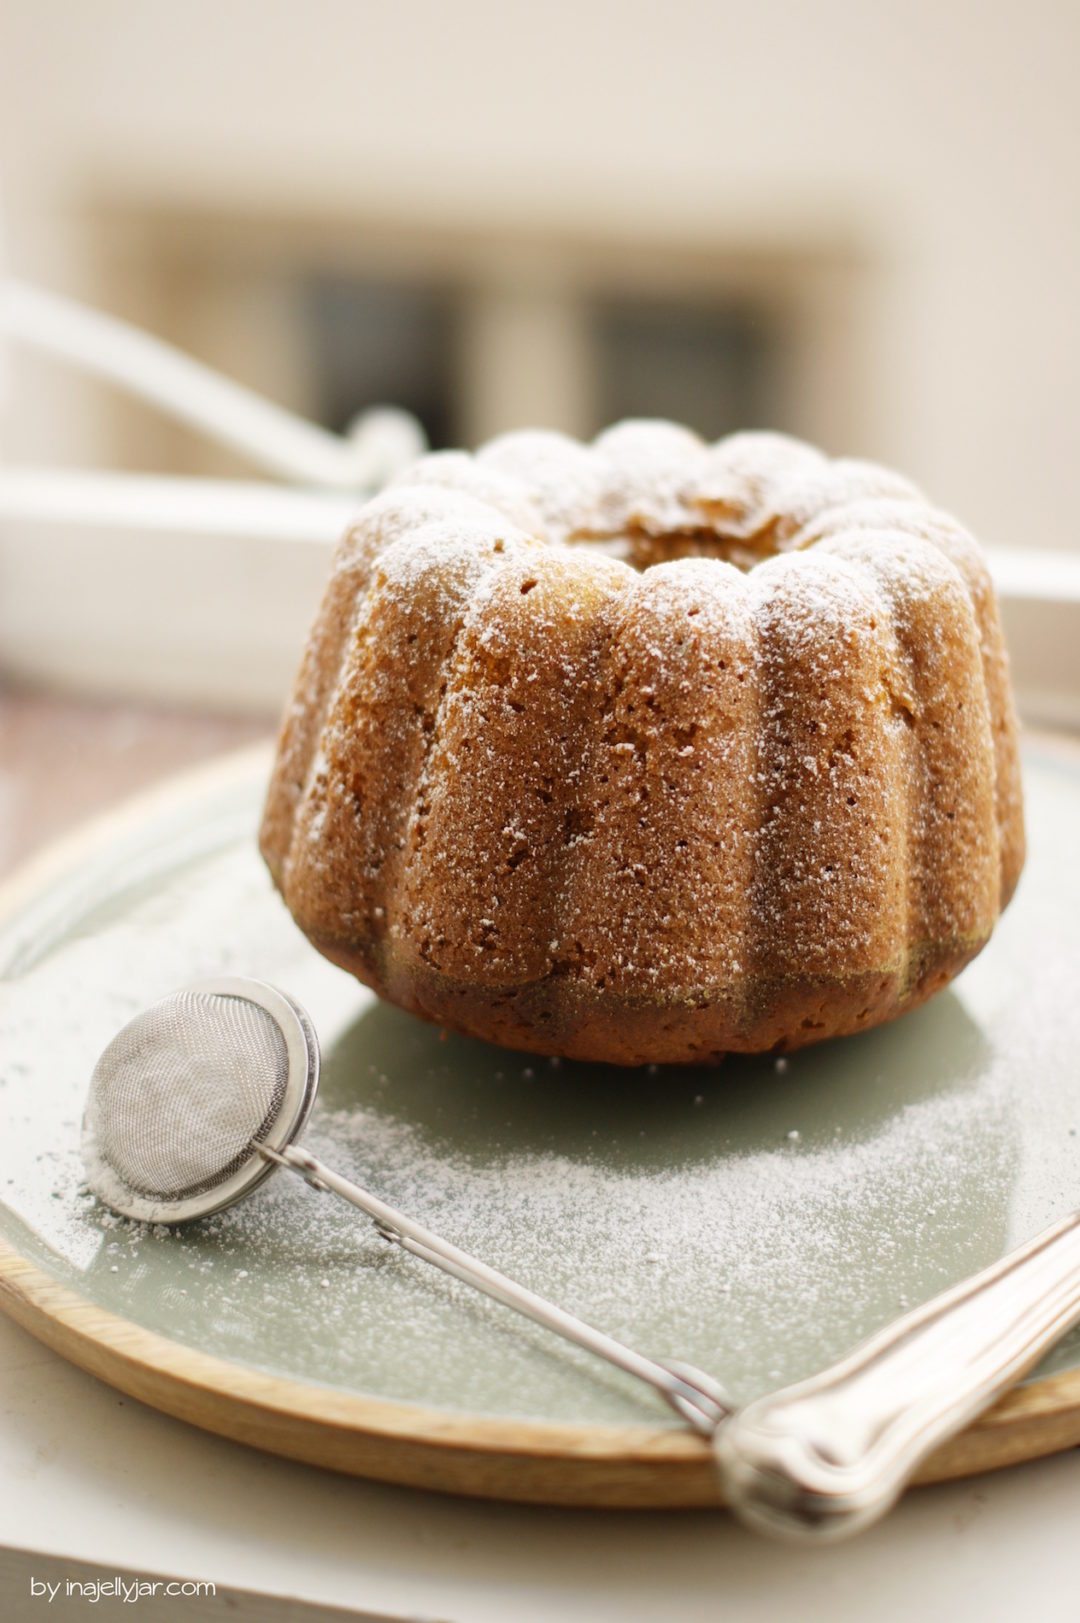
[260,421,1024,1067]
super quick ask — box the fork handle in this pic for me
[715,1210,1080,1541]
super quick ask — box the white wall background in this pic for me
[0,0,1077,557]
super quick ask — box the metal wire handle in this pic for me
[257,1142,731,1436]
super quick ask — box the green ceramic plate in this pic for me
[1,741,1079,1482]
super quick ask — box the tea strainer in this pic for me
[82,976,730,1438]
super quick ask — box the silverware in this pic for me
[716,1211,1080,1537]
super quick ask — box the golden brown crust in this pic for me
[794,499,1025,911]
[260,422,1025,1068]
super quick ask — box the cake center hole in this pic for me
[567,527,779,573]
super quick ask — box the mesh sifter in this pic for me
[84,980,319,1224]
[82,976,1080,1542]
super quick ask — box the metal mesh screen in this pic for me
[86,989,289,1202]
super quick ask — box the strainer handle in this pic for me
[263,1143,730,1436]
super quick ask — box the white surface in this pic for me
[2,1309,1080,1622]
[0,468,357,540]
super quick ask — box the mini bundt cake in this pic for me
[260,422,1024,1066]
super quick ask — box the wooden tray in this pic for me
[2,741,1080,1509]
